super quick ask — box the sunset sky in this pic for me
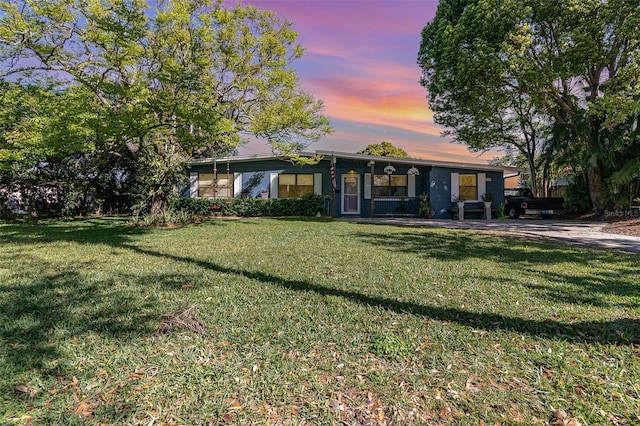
[236,0,499,164]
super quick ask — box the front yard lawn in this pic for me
[1,218,638,424]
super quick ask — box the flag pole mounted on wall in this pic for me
[330,153,337,217]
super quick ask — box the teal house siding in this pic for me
[184,151,519,218]
[429,167,505,219]
[187,158,329,199]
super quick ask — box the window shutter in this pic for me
[477,172,486,201]
[314,173,322,195]
[451,173,459,202]
[364,173,371,199]
[408,174,416,197]
[269,172,278,199]
[189,172,198,198]
[234,173,242,198]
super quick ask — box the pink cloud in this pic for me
[232,0,492,164]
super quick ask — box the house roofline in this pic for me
[315,150,523,173]
[186,152,294,166]
[186,150,524,174]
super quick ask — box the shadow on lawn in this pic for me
[1,218,637,391]
[0,267,162,357]
[0,218,168,391]
[122,244,639,346]
[0,217,147,245]
[351,227,640,303]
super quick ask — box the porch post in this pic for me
[369,161,375,217]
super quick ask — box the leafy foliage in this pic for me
[418,0,640,212]
[357,141,410,158]
[0,0,331,216]
[370,333,413,360]
[171,192,326,218]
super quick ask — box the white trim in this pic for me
[269,172,278,199]
[314,173,322,195]
[189,172,198,198]
[477,172,486,202]
[234,173,242,198]
[342,174,361,215]
[408,174,416,197]
[364,173,371,199]
[451,173,459,202]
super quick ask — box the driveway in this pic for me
[341,217,640,254]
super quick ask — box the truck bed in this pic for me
[504,189,565,219]
[521,197,565,210]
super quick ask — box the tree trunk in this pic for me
[587,159,608,214]
[527,156,539,196]
[150,193,169,217]
[586,110,608,214]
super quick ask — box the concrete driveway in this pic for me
[342,217,640,254]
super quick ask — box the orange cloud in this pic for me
[234,0,497,165]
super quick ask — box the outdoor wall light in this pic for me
[384,164,396,174]
[407,166,420,176]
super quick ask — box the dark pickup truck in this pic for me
[504,188,565,219]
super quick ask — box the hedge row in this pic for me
[171,193,327,217]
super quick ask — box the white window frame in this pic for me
[451,172,486,202]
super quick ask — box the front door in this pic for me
[342,174,360,214]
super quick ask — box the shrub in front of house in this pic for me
[170,193,324,218]
[169,197,213,216]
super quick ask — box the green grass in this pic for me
[0,217,638,425]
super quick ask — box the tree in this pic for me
[417,0,561,196]
[418,0,640,212]
[0,0,332,216]
[0,81,103,216]
[357,141,410,158]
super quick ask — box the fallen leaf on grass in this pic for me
[330,390,393,425]
[227,400,243,411]
[551,409,581,426]
[155,305,207,339]
[63,375,79,390]
[8,415,33,423]
[465,377,481,393]
[509,402,525,422]
[15,385,39,398]
[130,371,144,379]
[75,399,98,418]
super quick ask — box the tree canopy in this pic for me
[418,0,640,211]
[0,0,331,215]
[357,141,410,158]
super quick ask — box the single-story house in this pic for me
[184,150,522,219]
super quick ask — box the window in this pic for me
[373,174,407,197]
[198,173,233,198]
[278,174,314,198]
[459,174,477,200]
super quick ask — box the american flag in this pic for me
[330,157,337,191]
